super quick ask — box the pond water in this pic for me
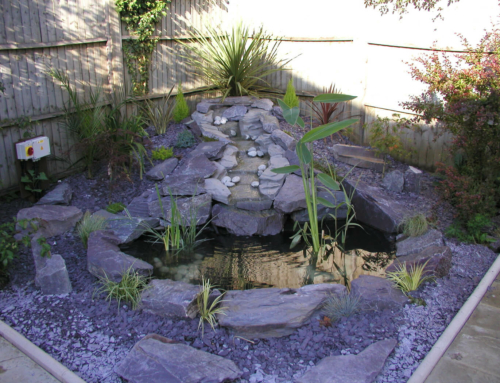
[121,221,395,290]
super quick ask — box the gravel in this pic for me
[0,122,496,382]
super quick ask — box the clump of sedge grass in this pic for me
[77,211,108,248]
[94,266,150,311]
[197,277,226,337]
[399,213,429,237]
[322,291,361,322]
[106,202,126,214]
[386,260,435,295]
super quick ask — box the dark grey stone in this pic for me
[204,178,231,204]
[296,339,397,383]
[272,105,283,119]
[222,105,248,120]
[396,229,444,257]
[260,114,280,133]
[404,166,423,194]
[17,205,83,237]
[382,170,404,193]
[115,334,242,383]
[235,199,273,211]
[147,193,212,226]
[191,141,227,160]
[212,204,284,236]
[126,190,154,218]
[174,154,217,179]
[218,284,346,338]
[161,175,206,196]
[255,134,274,154]
[87,230,153,282]
[36,183,73,206]
[145,158,178,181]
[387,245,452,278]
[271,129,297,151]
[274,174,306,214]
[350,275,409,311]
[93,210,158,245]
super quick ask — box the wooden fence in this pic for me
[0,0,456,192]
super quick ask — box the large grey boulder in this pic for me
[274,174,306,214]
[255,134,274,154]
[350,275,409,311]
[387,245,452,278]
[212,204,284,236]
[17,205,83,237]
[174,154,217,179]
[222,105,248,120]
[36,183,73,206]
[161,175,206,196]
[396,229,444,257]
[199,124,232,143]
[87,230,153,282]
[258,156,289,199]
[94,210,158,244]
[343,180,410,233]
[240,109,270,138]
[31,232,72,295]
[219,284,346,338]
[260,114,280,133]
[271,129,297,151]
[145,158,178,181]
[115,334,243,383]
[191,141,227,160]
[204,178,231,204]
[382,170,404,193]
[218,145,239,170]
[404,166,422,194]
[296,339,397,383]
[191,110,214,125]
[140,279,201,318]
[147,193,212,226]
[126,190,154,218]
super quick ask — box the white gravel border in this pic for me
[0,319,87,383]
[407,253,500,383]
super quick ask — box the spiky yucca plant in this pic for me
[177,21,293,99]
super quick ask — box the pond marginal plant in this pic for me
[77,211,108,249]
[197,277,226,337]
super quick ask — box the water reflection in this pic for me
[121,222,395,290]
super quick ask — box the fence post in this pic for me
[106,0,125,96]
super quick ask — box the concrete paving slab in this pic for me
[480,280,500,308]
[425,357,500,383]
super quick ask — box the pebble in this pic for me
[258,165,266,171]
[248,151,257,158]
[256,151,264,157]
[230,130,237,137]
[231,176,241,183]
[251,181,260,187]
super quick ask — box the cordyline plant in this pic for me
[309,84,345,143]
[402,28,500,221]
[272,94,358,256]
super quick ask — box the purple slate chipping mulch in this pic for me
[0,123,497,383]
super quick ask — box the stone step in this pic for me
[228,155,268,174]
[329,144,384,172]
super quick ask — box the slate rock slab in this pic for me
[295,339,397,383]
[382,170,404,193]
[274,174,307,214]
[126,190,154,218]
[271,129,297,151]
[212,204,284,236]
[94,210,158,244]
[17,205,83,237]
[387,245,452,278]
[191,141,227,160]
[350,275,409,311]
[240,108,270,138]
[219,145,239,170]
[35,183,73,206]
[204,178,231,204]
[252,98,274,111]
[396,229,444,257]
[222,105,248,120]
[161,175,206,196]
[255,134,274,154]
[219,284,346,338]
[115,334,242,383]
[404,166,422,194]
[146,158,178,181]
[191,110,214,125]
[260,114,280,133]
[199,124,233,143]
[87,230,153,282]
[174,153,217,179]
[148,193,212,226]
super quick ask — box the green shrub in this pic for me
[77,211,108,248]
[445,214,495,244]
[322,291,361,322]
[94,266,150,310]
[283,78,300,108]
[0,221,19,270]
[399,213,429,237]
[106,202,126,214]
[172,83,190,123]
[175,130,196,148]
[151,146,174,161]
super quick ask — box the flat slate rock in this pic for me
[35,183,73,206]
[148,193,212,226]
[212,204,284,236]
[191,141,227,160]
[296,339,397,383]
[115,334,242,383]
[219,284,346,338]
[274,174,306,214]
[350,275,409,311]
[161,175,206,196]
[174,153,217,179]
[17,205,83,237]
[271,129,297,151]
[87,230,153,282]
[93,210,158,244]
[146,158,178,181]
[388,245,452,278]
[329,144,384,172]
[396,229,444,257]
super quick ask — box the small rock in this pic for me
[258,165,266,171]
[230,130,237,137]
[231,176,241,183]
[221,176,232,185]
[225,181,235,187]
[248,151,257,158]
[256,150,264,157]
[251,181,260,187]
[221,117,228,124]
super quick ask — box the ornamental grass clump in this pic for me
[142,85,174,135]
[386,260,435,296]
[77,211,108,249]
[197,277,226,337]
[323,291,361,323]
[399,213,429,237]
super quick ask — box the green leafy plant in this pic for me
[386,260,435,296]
[106,202,126,214]
[283,78,300,108]
[177,21,293,99]
[36,236,51,258]
[445,213,495,244]
[173,83,190,123]
[309,84,347,143]
[151,146,174,161]
[322,291,361,322]
[399,213,429,237]
[142,85,174,135]
[0,221,19,270]
[20,170,48,194]
[197,277,226,337]
[175,129,196,148]
[77,211,108,248]
[94,266,151,310]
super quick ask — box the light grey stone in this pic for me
[256,150,264,157]
[260,114,280,133]
[248,151,257,158]
[255,134,274,154]
[219,145,239,170]
[17,205,83,237]
[240,109,270,138]
[271,129,297,151]
[296,339,397,383]
[268,144,285,157]
[115,334,242,383]
[251,181,259,187]
[191,110,214,125]
[199,124,232,143]
[93,210,158,244]
[258,156,290,199]
[35,183,73,206]
[350,275,409,311]
[222,105,248,120]
[204,178,231,204]
[404,166,422,194]
[382,170,405,193]
[212,161,228,180]
[231,176,240,183]
[174,154,217,179]
[251,98,274,111]
[145,158,178,181]
[219,283,346,338]
[396,229,444,257]
[274,174,306,214]
[191,141,227,160]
